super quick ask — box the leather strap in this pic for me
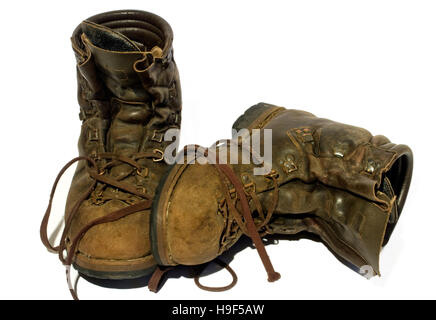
[40,156,97,253]
[194,259,238,292]
[214,163,281,282]
[181,144,281,285]
[148,266,173,293]
[41,153,157,299]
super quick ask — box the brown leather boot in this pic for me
[41,10,181,284]
[151,103,412,285]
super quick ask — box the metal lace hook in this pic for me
[153,149,165,162]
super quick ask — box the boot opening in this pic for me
[381,153,413,245]
[72,10,173,53]
[386,155,410,209]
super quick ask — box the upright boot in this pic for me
[41,10,181,282]
[151,103,412,284]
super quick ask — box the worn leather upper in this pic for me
[65,10,181,277]
[152,103,412,276]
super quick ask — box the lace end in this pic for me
[267,271,281,282]
[65,265,79,300]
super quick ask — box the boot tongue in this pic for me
[79,21,149,101]
[80,22,156,175]
[81,21,141,52]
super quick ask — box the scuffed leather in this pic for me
[152,103,412,276]
[65,10,181,277]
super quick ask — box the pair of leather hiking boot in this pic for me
[40,10,413,299]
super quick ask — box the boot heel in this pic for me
[232,102,285,133]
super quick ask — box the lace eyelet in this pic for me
[136,167,149,177]
[153,149,164,162]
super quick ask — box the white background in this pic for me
[0,0,434,299]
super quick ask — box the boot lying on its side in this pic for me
[40,10,182,287]
[151,103,413,284]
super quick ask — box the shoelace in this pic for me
[148,259,238,293]
[41,144,279,298]
[179,144,281,289]
[40,150,163,299]
[214,163,280,282]
[114,142,280,295]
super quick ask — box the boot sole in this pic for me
[150,103,286,266]
[150,162,188,266]
[73,252,157,280]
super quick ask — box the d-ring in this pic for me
[153,149,164,162]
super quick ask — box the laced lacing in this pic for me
[178,143,281,290]
[40,150,164,299]
[41,141,281,298]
